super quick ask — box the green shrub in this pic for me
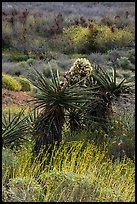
[116,57,134,70]
[2,72,22,91]
[2,49,30,62]
[9,53,29,62]
[2,148,18,177]
[3,176,44,202]
[42,61,63,78]
[63,104,135,160]
[95,26,134,52]
[30,85,38,94]
[126,49,135,64]
[63,24,98,54]
[2,21,13,49]
[15,76,31,92]
[63,24,134,54]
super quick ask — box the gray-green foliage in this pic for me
[3,176,45,202]
[116,57,134,70]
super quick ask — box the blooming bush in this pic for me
[2,72,22,91]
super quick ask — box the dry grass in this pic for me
[2,141,135,202]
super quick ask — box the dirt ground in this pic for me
[2,89,34,107]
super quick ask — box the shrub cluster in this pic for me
[2,72,22,91]
[14,76,31,92]
[2,72,32,92]
[63,21,134,54]
[2,9,135,55]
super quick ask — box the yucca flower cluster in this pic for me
[64,58,93,86]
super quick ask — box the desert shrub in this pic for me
[9,52,29,62]
[2,148,18,178]
[107,117,135,160]
[100,16,114,27]
[2,20,13,49]
[2,61,32,78]
[63,24,98,54]
[2,61,20,75]
[125,49,135,64]
[113,15,134,29]
[63,125,107,145]
[106,49,122,63]
[44,13,64,36]
[88,52,108,67]
[2,72,22,91]
[116,56,134,70]
[100,14,134,29]
[15,76,31,92]
[95,26,134,52]
[42,60,64,78]
[2,36,12,49]
[63,88,135,161]
[106,97,135,160]
[45,33,73,55]
[39,171,98,202]
[3,49,29,62]
[55,55,75,70]
[63,23,134,54]
[3,176,44,202]
[64,113,135,161]
[106,48,135,70]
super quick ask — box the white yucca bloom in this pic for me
[64,58,93,86]
[70,58,93,76]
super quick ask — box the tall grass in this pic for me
[2,141,135,202]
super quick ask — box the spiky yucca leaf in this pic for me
[31,68,91,111]
[85,65,134,128]
[92,65,132,97]
[31,68,92,155]
[26,107,40,133]
[2,109,29,148]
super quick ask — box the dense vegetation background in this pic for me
[2,2,135,202]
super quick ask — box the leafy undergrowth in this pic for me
[2,141,135,202]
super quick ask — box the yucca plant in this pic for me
[92,65,133,97]
[86,64,134,128]
[66,108,85,134]
[26,107,40,133]
[63,58,95,133]
[31,68,91,155]
[2,109,30,149]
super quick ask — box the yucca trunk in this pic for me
[33,106,65,155]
